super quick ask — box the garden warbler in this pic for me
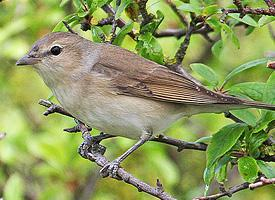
[16,32,275,176]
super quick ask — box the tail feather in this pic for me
[240,99,275,111]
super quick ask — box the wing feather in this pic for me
[91,45,242,105]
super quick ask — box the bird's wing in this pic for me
[91,44,241,105]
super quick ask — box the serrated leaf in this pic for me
[113,22,133,46]
[222,58,269,87]
[190,63,219,87]
[238,156,258,182]
[206,123,247,168]
[229,82,266,101]
[228,13,258,27]
[4,173,25,200]
[211,40,223,57]
[258,16,275,27]
[257,160,275,178]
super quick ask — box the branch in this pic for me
[138,0,154,26]
[224,7,275,16]
[101,4,136,39]
[165,0,188,26]
[233,0,245,18]
[194,177,275,200]
[264,0,275,8]
[76,121,176,200]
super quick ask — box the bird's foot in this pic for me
[100,159,121,179]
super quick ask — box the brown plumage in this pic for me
[16,32,275,176]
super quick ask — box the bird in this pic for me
[16,32,275,177]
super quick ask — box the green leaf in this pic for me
[178,3,202,14]
[113,22,134,46]
[238,156,258,182]
[215,155,231,183]
[247,131,268,158]
[220,24,240,49]
[141,10,164,34]
[91,26,105,43]
[258,16,275,27]
[222,58,269,87]
[203,5,219,15]
[229,82,266,101]
[206,123,247,168]
[53,14,79,32]
[230,110,257,127]
[203,164,215,189]
[211,40,223,57]
[190,63,219,87]
[228,13,258,27]
[60,0,70,7]
[256,72,275,131]
[195,136,212,144]
[4,173,25,200]
[257,160,275,178]
[136,32,164,64]
[206,18,221,32]
[115,0,131,20]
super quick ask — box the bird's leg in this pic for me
[100,131,153,178]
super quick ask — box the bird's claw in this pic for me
[100,160,121,178]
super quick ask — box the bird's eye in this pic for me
[50,46,62,56]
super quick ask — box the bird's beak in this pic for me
[16,54,40,66]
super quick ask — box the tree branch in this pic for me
[165,0,188,26]
[264,0,275,8]
[194,177,275,200]
[138,0,154,26]
[76,121,176,200]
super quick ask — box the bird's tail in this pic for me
[238,99,275,111]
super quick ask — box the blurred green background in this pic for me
[0,0,274,199]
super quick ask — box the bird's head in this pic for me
[16,32,98,87]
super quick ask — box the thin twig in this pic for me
[101,4,136,39]
[233,0,245,18]
[62,21,77,34]
[165,0,188,26]
[138,0,154,26]
[194,177,275,200]
[264,0,275,8]
[225,7,275,16]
